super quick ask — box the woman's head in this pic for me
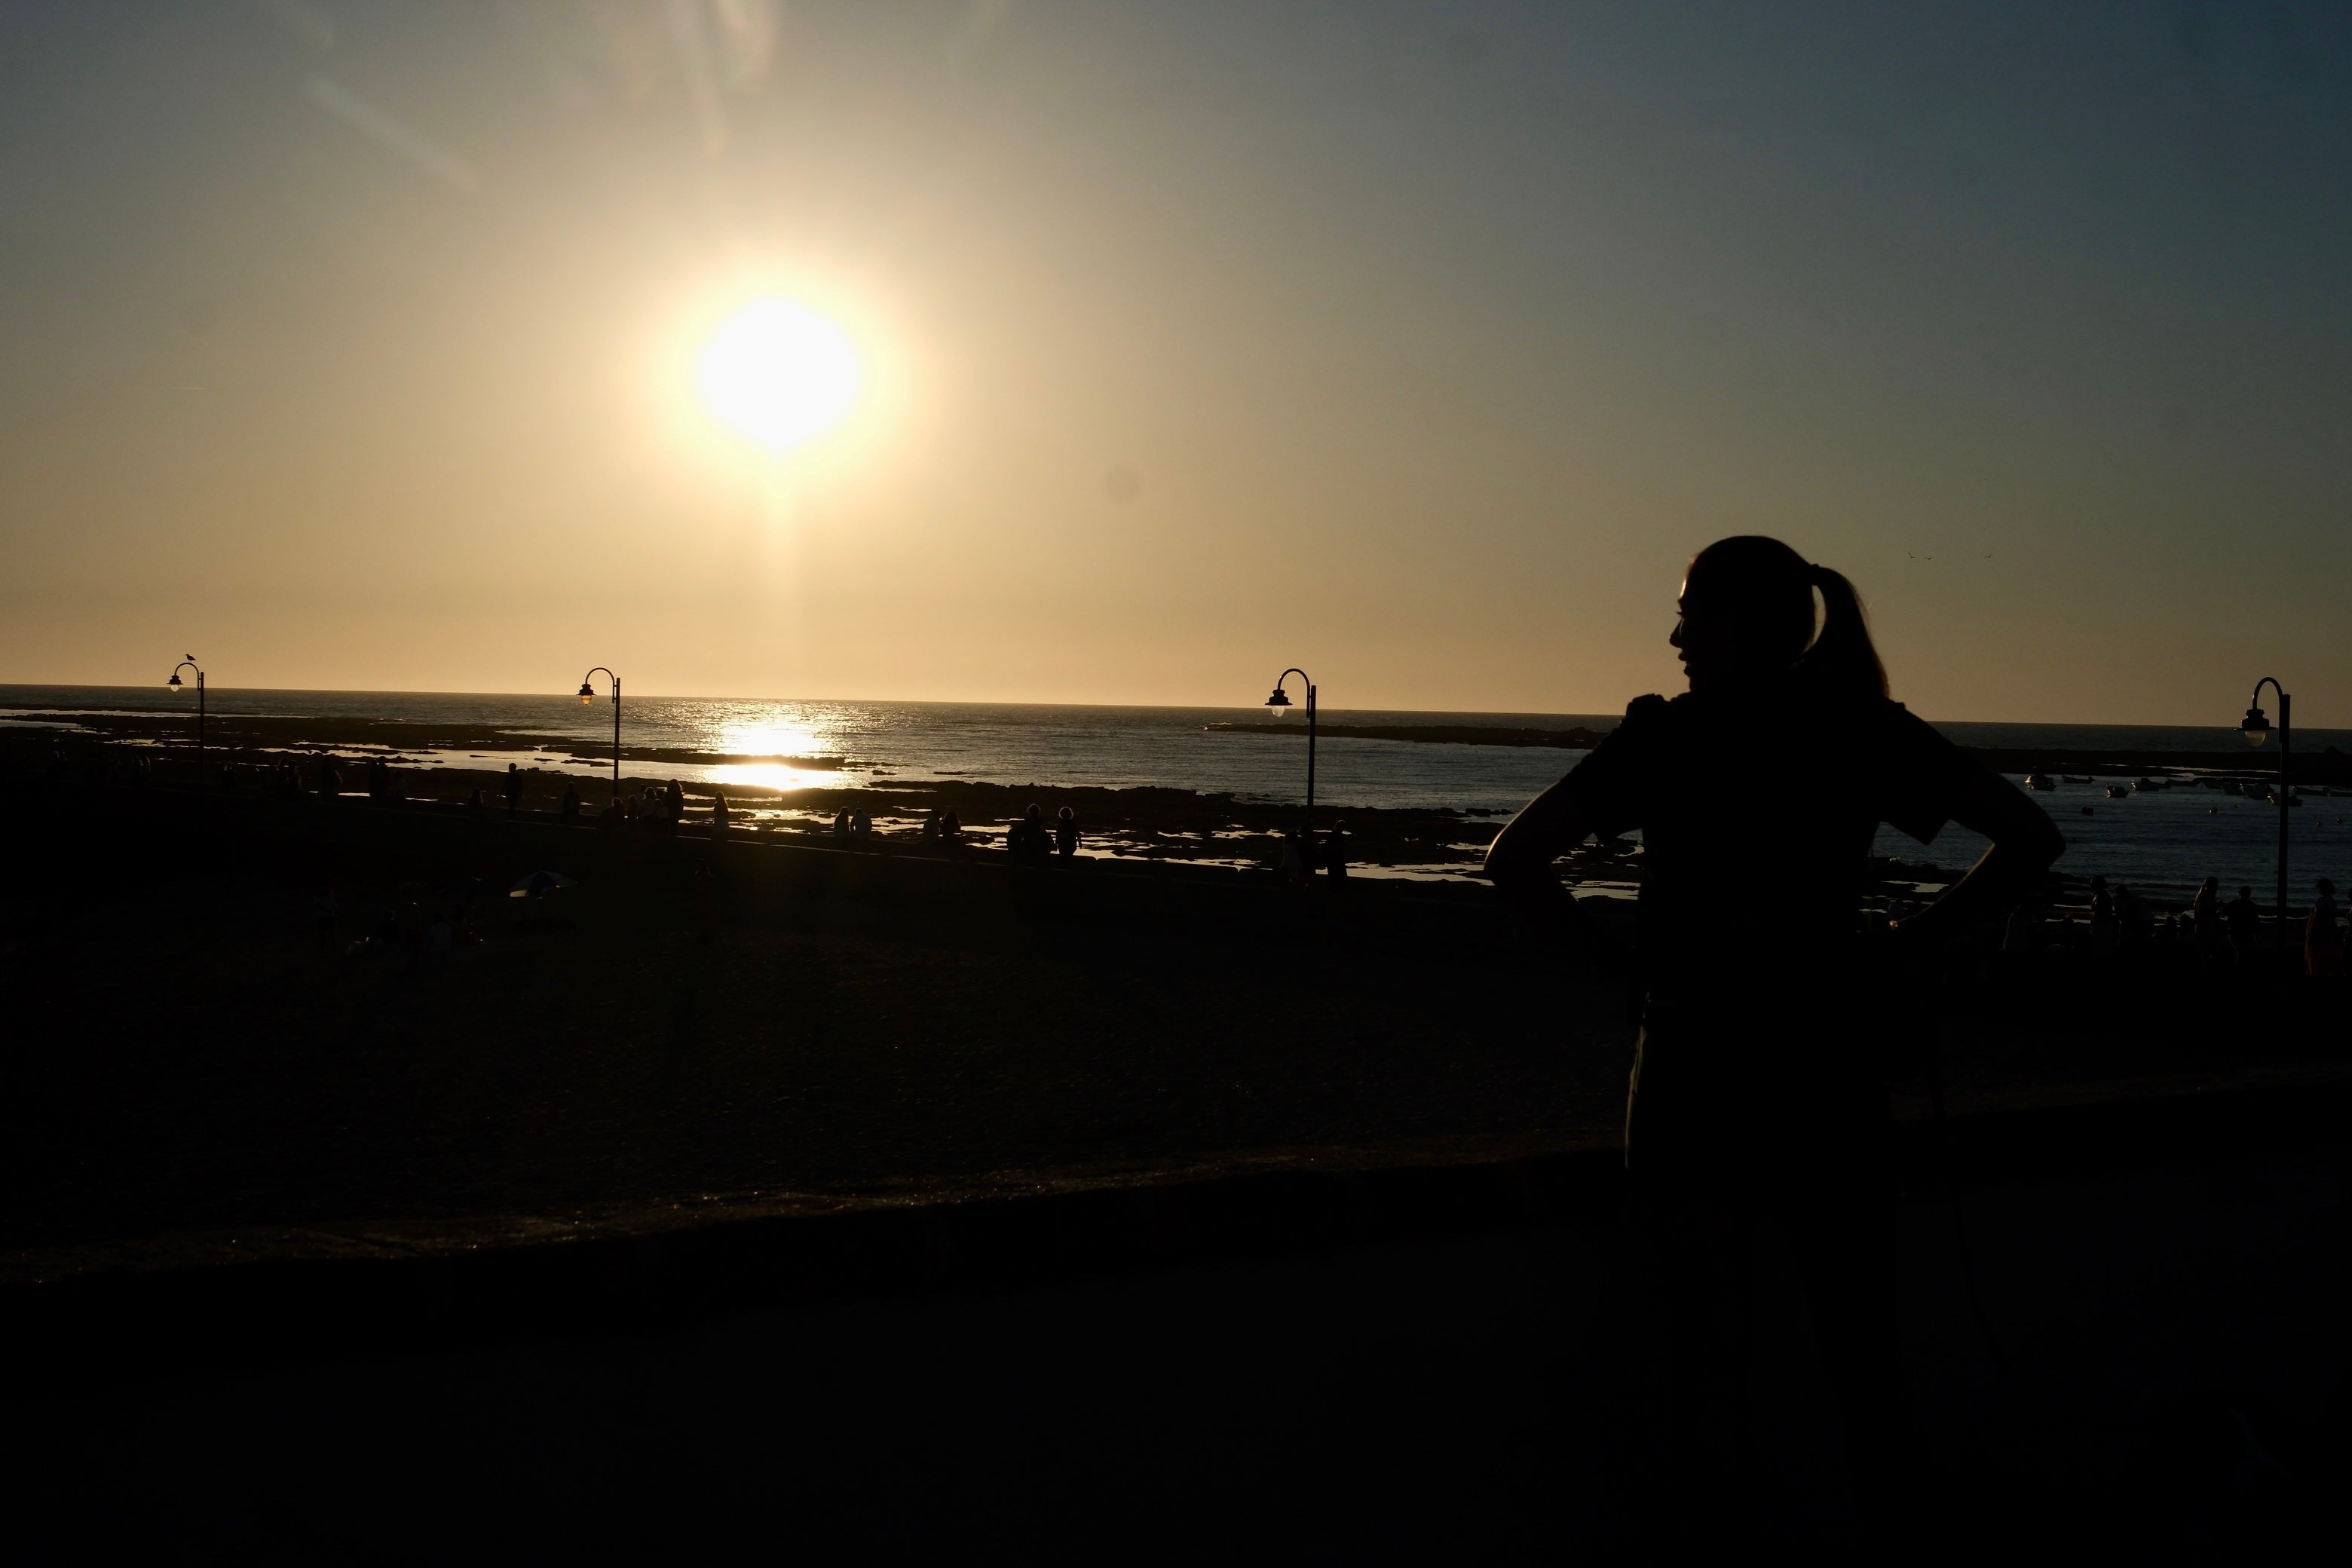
[1671,535,1888,700]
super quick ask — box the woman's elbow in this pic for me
[1484,835,1545,887]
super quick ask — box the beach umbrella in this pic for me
[509,870,578,899]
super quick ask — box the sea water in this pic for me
[5,686,2347,902]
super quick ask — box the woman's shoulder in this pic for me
[1864,695,1959,745]
[1587,692,1677,752]
[1616,692,1675,729]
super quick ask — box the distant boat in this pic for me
[2221,779,2243,795]
[2105,785,2131,799]
[2063,774,2094,783]
[2133,777,2166,792]
[2025,773,2056,792]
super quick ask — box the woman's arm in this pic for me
[1893,769,2065,947]
[1484,773,1596,910]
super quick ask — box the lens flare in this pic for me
[697,299,862,454]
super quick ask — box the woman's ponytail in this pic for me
[1799,563,1888,700]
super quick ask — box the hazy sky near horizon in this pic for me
[2,2,2347,721]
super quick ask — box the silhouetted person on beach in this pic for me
[1009,804,1049,862]
[1056,806,1079,859]
[940,810,963,843]
[2191,875,2223,957]
[1323,823,1349,881]
[710,792,730,842]
[922,807,942,841]
[1276,828,1314,886]
[2228,886,2262,964]
[1484,535,2062,1542]
[2089,876,2121,957]
[2308,877,2341,979]
[504,762,522,816]
[317,757,341,798]
[561,781,580,820]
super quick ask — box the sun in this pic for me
[697,299,863,455]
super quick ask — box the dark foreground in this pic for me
[5,1094,2347,1554]
[2,780,2348,1549]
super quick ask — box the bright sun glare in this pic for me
[697,299,862,455]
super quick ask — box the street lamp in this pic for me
[577,667,620,806]
[167,657,204,789]
[1265,668,1315,844]
[2240,678,2292,937]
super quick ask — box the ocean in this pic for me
[6,685,2349,902]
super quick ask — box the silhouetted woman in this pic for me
[2308,877,2341,979]
[1485,536,2062,1539]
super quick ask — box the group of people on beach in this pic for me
[1003,804,1080,862]
[1276,825,1348,885]
[597,777,733,843]
[819,803,1076,860]
[1996,872,2345,975]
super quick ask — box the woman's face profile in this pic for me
[1669,576,1727,691]
[1670,565,1804,691]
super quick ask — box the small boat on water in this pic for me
[2105,785,2131,799]
[2221,779,2243,795]
[2025,773,2056,792]
[2133,777,2166,792]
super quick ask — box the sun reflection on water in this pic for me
[711,761,847,793]
[717,717,829,760]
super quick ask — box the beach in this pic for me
[8,685,2351,900]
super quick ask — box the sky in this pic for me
[2,1,2347,723]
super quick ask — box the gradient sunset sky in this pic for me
[3,2,2346,722]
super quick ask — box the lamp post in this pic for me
[577,668,620,806]
[2238,678,2292,939]
[167,657,204,789]
[1264,668,1315,844]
